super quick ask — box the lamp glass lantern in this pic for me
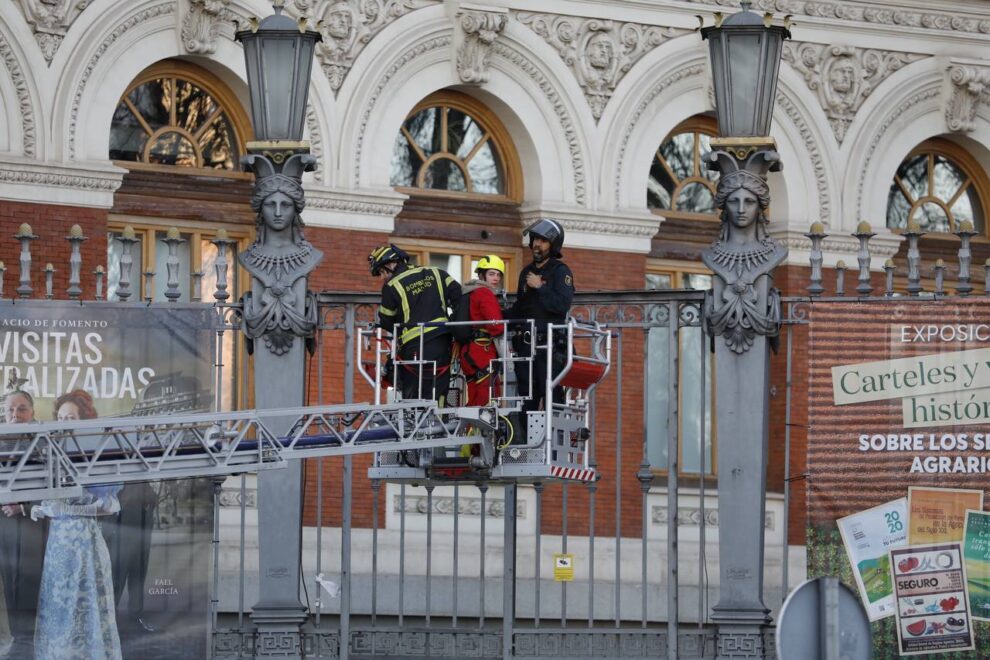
[701,2,790,138]
[235,4,322,143]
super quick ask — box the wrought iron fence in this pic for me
[208,289,783,660]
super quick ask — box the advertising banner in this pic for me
[808,301,990,655]
[836,497,907,621]
[890,543,974,655]
[0,302,218,659]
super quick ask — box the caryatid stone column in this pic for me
[702,143,787,657]
[240,149,322,656]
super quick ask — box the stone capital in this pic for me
[454,5,508,85]
[945,59,990,133]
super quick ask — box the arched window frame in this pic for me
[109,60,253,174]
[391,90,523,203]
[886,138,990,235]
[647,115,720,222]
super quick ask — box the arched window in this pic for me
[647,116,719,219]
[390,91,521,200]
[109,61,250,170]
[886,139,990,233]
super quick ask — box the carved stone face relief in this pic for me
[310,0,436,94]
[14,0,89,63]
[586,33,614,71]
[517,13,687,121]
[325,2,354,41]
[782,42,928,143]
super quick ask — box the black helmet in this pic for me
[524,218,564,258]
[368,244,409,276]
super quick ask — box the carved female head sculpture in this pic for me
[250,174,306,243]
[713,170,771,242]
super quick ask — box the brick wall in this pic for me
[302,226,391,528]
[538,247,647,538]
[0,200,108,300]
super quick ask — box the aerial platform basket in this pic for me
[363,319,611,486]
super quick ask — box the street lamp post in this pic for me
[235,3,322,657]
[700,3,790,658]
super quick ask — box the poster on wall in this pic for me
[807,301,990,654]
[837,498,908,621]
[890,543,974,656]
[963,509,990,621]
[0,301,218,659]
[907,487,983,544]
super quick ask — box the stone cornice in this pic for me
[0,158,125,208]
[520,205,660,254]
[677,0,990,37]
[303,187,406,233]
[305,187,406,217]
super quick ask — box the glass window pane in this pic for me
[449,109,483,159]
[646,324,671,469]
[199,116,236,169]
[886,186,911,229]
[128,79,171,133]
[679,326,713,474]
[645,273,672,290]
[950,185,975,227]
[109,103,147,161]
[683,273,712,290]
[424,159,466,191]
[405,108,441,159]
[106,231,144,301]
[699,133,719,182]
[933,155,965,204]
[647,157,674,210]
[913,201,950,233]
[429,253,462,282]
[148,132,198,167]
[390,131,420,187]
[200,239,238,301]
[675,181,716,214]
[153,231,192,302]
[659,132,694,181]
[897,154,928,200]
[466,141,503,194]
[176,81,218,135]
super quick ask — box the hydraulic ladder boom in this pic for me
[0,400,484,504]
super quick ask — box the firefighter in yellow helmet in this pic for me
[369,244,461,404]
[457,255,506,407]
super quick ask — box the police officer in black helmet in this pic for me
[508,219,575,412]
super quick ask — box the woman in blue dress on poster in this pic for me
[30,390,122,660]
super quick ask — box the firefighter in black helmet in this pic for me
[369,244,462,405]
[507,219,574,412]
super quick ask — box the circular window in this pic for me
[886,140,989,233]
[110,68,246,170]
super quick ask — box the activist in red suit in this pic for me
[459,256,506,406]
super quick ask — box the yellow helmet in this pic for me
[476,255,505,276]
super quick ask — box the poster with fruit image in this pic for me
[963,510,990,621]
[837,498,907,621]
[890,543,974,655]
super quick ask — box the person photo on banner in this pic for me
[0,382,45,656]
[30,390,122,660]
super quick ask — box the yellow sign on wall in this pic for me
[553,553,574,582]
